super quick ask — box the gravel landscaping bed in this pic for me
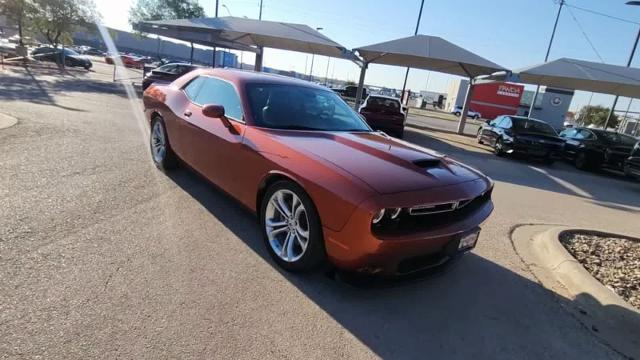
[560,231,640,309]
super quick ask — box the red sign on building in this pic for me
[469,82,524,120]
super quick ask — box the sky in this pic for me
[95,0,640,114]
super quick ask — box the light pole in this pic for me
[309,27,323,81]
[221,4,232,16]
[604,1,640,130]
[529,0,564,117]
[400,0,426,104]
[212,0,219,68]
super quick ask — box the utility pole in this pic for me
[212,0,219,68]
[604,14,640,129]
[324,57,330,86]
[400,0,426,104]
[259,0,263,19]
[528,0,564,117]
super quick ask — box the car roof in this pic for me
[509,116,548,124]
[190,68,328,90]
[368,94,400,101]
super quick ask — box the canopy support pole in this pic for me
[457,63,475,135]
[254,48,263,71]
[190,42,194,63]
[457,78,475,135]
[354,61,368,110]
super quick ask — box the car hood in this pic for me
[271,131,486,194]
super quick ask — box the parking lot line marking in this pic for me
[528,166,592,198]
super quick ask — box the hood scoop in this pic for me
[413,158,441,169]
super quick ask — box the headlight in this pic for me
[372,209,385,224]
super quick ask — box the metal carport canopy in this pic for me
[353,35,507,134]
[135,16,356,69]
[485,57,640,99]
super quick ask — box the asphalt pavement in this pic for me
[1,62,639,359]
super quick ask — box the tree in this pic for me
[0,0,36,46]
[578,105,619,129]
[31,0,98,48]
[129,0,205,26]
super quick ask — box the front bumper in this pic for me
[322,179,494,276]
[506,141,562,158]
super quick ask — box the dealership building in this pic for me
[446,79,574,129]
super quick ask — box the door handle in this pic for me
[184,110,192,117]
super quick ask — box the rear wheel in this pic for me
[455,112,461,116]
[260,180,326,272]
[150,117,178,171]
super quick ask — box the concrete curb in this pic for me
[512,225,640,360]
[0,113,18,130]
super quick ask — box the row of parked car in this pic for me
[476,115,640,180]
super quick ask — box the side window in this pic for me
[577,130,594,140]
[184,76,206,101]
[500,117,513,129]
[194,77,244,120]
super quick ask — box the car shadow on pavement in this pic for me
[167,167,618,359]
[404,128,640,210]
[0,66,135,111]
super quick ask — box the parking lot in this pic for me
[1,62,639,359]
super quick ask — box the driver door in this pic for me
[183,76,247,193]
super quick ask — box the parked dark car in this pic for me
[358,95,407,138]
[477,115,564,163]
[333,85,368,99]
[82,47,105,56]
[31,47,92,69]
[624,141,640,180]
[559,127,637,171]
[142,63,200,90]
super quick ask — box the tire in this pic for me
[260,180,326,272]
[395,129,404,139]
[455,112,461,116]
[543,156,555,166]
[494,138,505,157]
[473,115,480,120]
[477,129,484,144]
[150,117,178,171]
[574,152,589,170]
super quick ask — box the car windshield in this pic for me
[512,119,557,135]
[246,83,371,132]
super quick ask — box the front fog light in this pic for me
[389,207,402,219]
[372,209,385,224]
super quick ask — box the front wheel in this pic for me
[574,152,589,170]
[494,138,505,157]
[477,129,484,144]
[260,180,326,272]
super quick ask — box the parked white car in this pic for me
[452,105,482,119]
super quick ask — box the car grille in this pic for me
[372,187,492,237]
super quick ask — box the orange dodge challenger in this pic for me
[143,68,494,276]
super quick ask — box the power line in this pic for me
[566,5,605,63]
[565,2,640,25]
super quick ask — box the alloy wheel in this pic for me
[151,121,166,163]
[264,189,310,262]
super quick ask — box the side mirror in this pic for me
[202,104,225,118]
[202,104,235,131]
[485,119,492,125]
